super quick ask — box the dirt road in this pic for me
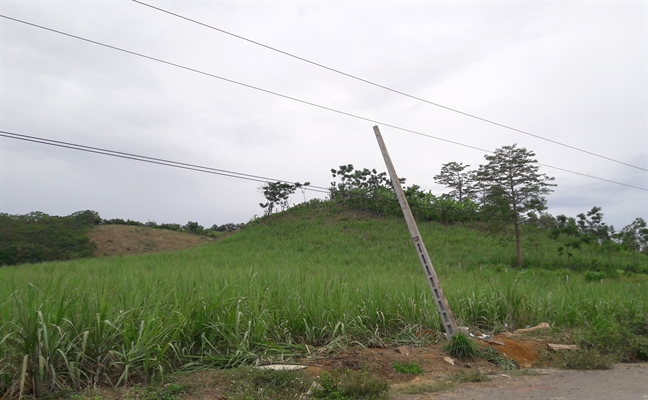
[395,363,648,400]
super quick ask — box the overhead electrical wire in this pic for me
[2,130,645,194]
[0,131,331,194]
[0,14,646,192]
[133,0,647,173]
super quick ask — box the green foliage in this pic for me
[0,210,100,266]
[312,369,389,400]
[329,164,480,224]
[329,164,400,217]
[0,202,646,398]
[559,348,615,370]
[143,383,189,400]
[434,161,477,202]
[102,218,244,236]
[584,271,607,281]
[476,144,556,267]
[617,218,648,263]
[392,362,423,374]
[633,336,648,361]
[442,333,479,360]
[259,181,310,216]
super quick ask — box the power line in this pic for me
[0,131,331,194]
[3,129,647,194]
[133,0,647,173]
[1,14,646,192]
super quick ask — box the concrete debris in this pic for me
[513,322,550,334]
[443,357,455,366]
[257,364,307,371]
[475,333,505,346]
[547,343,578,351]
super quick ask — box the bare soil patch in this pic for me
[88,225,216,257]
[178,335,547,400]
[477,334,546,368]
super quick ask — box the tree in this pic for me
[476,144,556,267]
[259,181,310,216]
[434,162,476,202]
[576,207,614,244]
[617,217,648,264]
[329,164,401,214]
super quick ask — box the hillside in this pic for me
[1,201,647,399]
[88,225,215,257]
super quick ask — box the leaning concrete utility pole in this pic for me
[373,125,458,339]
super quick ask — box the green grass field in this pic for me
[1,201,647,398]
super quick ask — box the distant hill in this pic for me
[0,210,234,266]
[88,224,216,257]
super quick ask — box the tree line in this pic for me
[259,143,647,268]
[0,212,244,266]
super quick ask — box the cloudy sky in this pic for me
[1,1,646,230]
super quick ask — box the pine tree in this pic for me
[476,144,556,267]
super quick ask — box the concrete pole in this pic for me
[373,125,458,338]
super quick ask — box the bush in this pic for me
[442,333,479,360]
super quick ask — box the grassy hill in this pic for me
[1,201,647,397]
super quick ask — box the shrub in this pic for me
[442,333,479,360]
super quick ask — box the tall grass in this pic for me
[1,202,646,397]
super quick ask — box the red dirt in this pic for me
[479,334,545,368]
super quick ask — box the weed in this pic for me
[442,333,479,360]
[560,348,615,370]
[392,362,423,374]
[633,336,648,361]
[223,367,313,400]
[143,383,188,400]
[480,347,519,370]
[312,369,389,400]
